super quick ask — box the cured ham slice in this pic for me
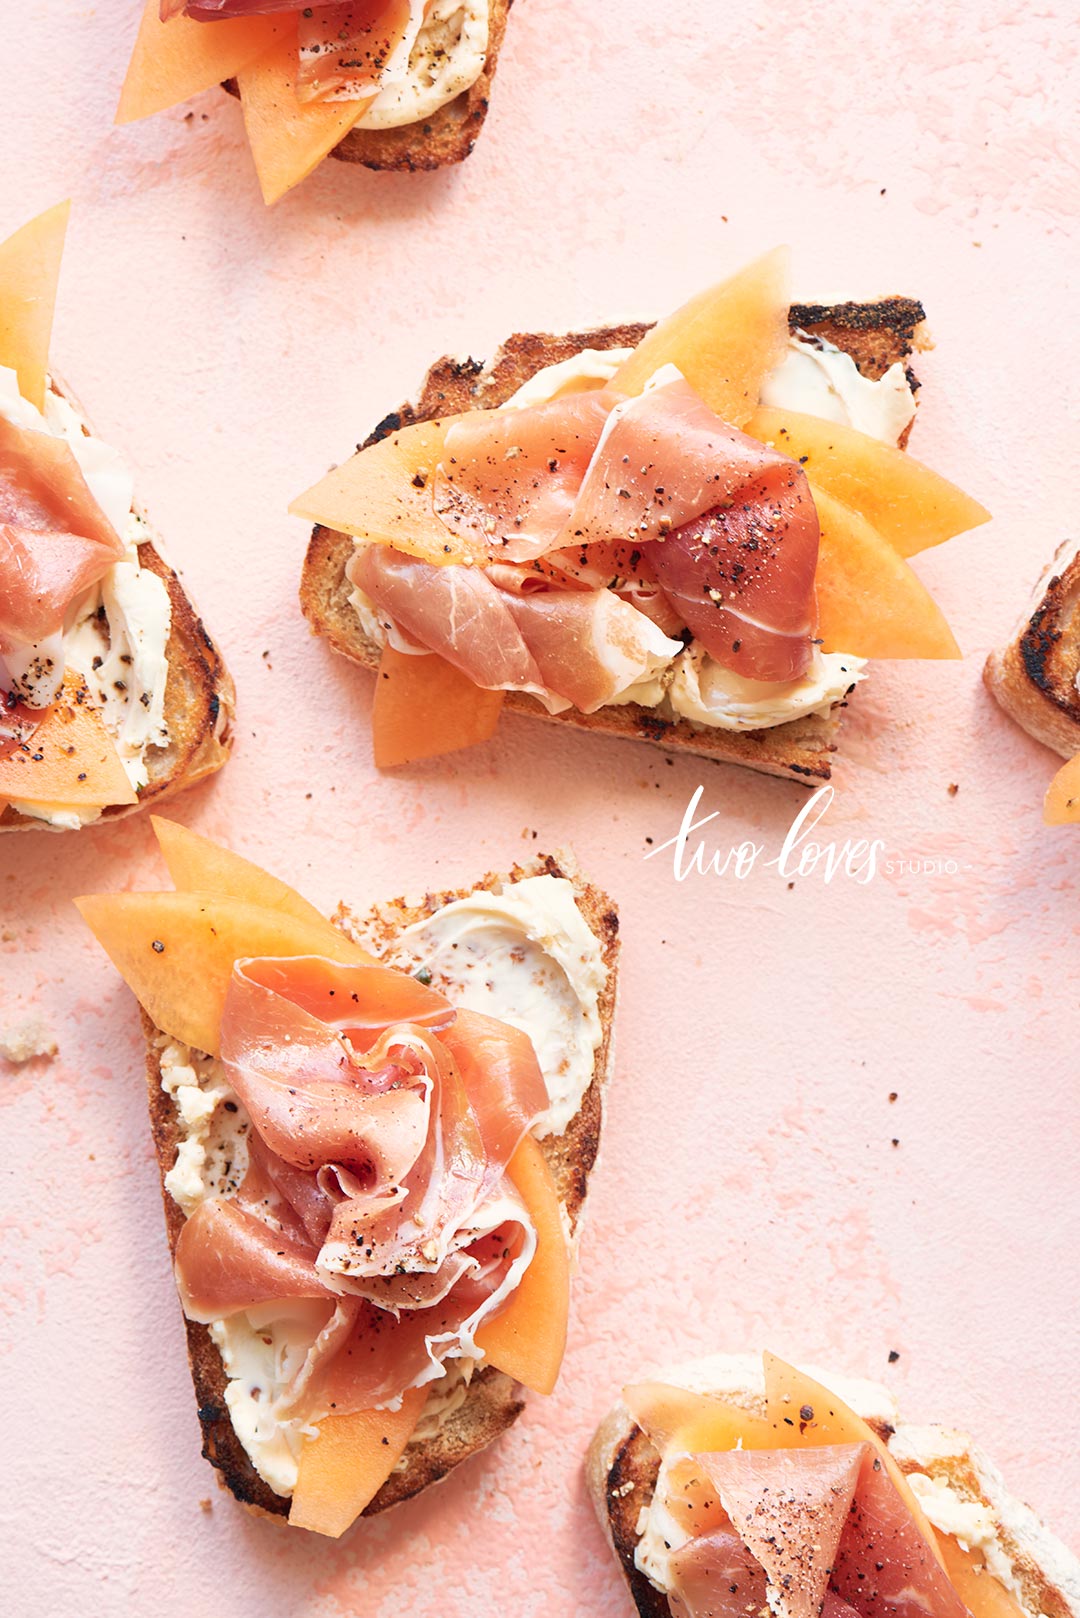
[161,1,308,16]
[351,545,681,713]
[833,1446,972,1618]
[0,416,125,675]
[434,391,614,563]
[295,2,421,104]
[173,952,548,1424]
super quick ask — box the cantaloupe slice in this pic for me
[237,30,369,205]
[1043,754,1080,825]
[812,485,961,660]
[746,407,990,558]
[290,415,485,567]
[74,891,372,1055]
[473,1135,569,1396]
[0,682,135,808]
[288,1386,427,1538]
[150,815,340,932]
[0,200,69,412]
[613,248,791,428]
[763,1353,946,1568]
[936,1530,1029,1618]
[372,643,505,768]
[117,0,285,124]
[622,1381,777,1457]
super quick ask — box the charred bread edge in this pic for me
[984,537,1080,759]
[299,299,925,785]
[142,848,619,1522]
[0,379,234,833]
[585,1354,1080,1618]
[221,0,513,174]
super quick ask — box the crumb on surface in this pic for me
[0,1019,58,1064]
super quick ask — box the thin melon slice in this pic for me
[937,1530,1029,1618]
[290,415,485,566]
[622,1381,777,1457]
[613,248,791,428]
[74,891,372,1055]
[288,1386,427,1538]
[0,681,135,807]
[237,30,369,205]
[473,1135,569,1396]
[812,485,961,659]
[747,406,990,557]
[0,200,69,412]
[1043,754,1080,825]
[150,815,342,933]
[763,1353,946,1568]
[117,0,285,124]
[372,643,504,768]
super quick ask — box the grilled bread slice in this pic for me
[299,298,925,784]
[143,851,618,1520]
[984,538,1080,758]
[0,381,234,833]
[587,1353,1080,1618]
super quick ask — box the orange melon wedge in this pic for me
[763,1352,946,1569]
[613,248,791,428]
[747,406,990,558]
[372,643,505,768]
[117,0,285,124]
[237,29,369,205]
[622,1381,777,1457]
[0,682,135,808]
[473,1135,569,1396]
[937,1529,1029,1618]
[290,415,485,567]
[74,890,372,1055]
[812,485,961,659]
[1043,754,1080,825]
[288,1386,427,1538]
[150,815,339,932]
[0,199,70,412]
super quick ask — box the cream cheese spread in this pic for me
[0,367,172,827]
[324,0,489,126]
[156,872,602,1497]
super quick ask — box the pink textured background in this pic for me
[3,2,1078,1613]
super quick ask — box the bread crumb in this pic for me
[199,1498,213,1513]
[612,1480,636,1498]
[947,783,959,797]
[0,1019,58,1064]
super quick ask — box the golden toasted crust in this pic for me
[0,383,234,834]
[298,301,923,785]
[222,0,512,174]
[984,539,1080,759]
[142,852,619,1524]
[587,1363,1080,1618]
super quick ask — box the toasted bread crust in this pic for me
[299,301,923,784]
[587,1360,1080,1618]
[0,381,234,834]
[143,852,619,1524]
[222,0,512,174]
[984,539,1080,758]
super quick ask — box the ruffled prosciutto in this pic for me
[652,1441,973,1618]
[0,415,125,706]
[405,374,819,686]
[173,954,549,1418]
[350,544,682,713]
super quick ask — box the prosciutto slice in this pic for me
[174,952,548,1421]
[350,544,682,713]
[0,416,125,698]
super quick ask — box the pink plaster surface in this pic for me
[2,2,1079,1613]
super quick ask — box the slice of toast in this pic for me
[984,538,1080,758]
[142,851,619,1521]
[0,380,234,833]
[223,0,514,174]
[586,1354,1080,1618]
[299,298,925,784]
